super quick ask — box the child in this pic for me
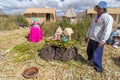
[112,35,120,48]
[112,27,120,48]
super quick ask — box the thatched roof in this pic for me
[24,8,56,15]
[63,5,77,18]
[87,8,120,15]
[55,26,63,35]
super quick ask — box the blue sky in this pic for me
[0,0,120,16]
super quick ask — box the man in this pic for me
[85,1,113,73]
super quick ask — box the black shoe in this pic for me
[94,67,103,73]
[88,60,94,66]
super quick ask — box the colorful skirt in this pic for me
[29,27,43,42]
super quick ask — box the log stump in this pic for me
[38,45,78,62]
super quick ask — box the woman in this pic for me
[29,12,43,42]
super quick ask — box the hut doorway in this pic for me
[46,13,50,21]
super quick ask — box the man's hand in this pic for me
[98,42,104,47]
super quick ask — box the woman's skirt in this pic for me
[29,27,43,42]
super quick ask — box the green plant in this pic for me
[41,22,58,37]
[45,39,76,48]
[0,15,29,30]
[57,18,92,44]
[15,15,29,27]
[12,41,44,63]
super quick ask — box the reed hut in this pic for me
[24,8,56,23]
[86,8,120,27]
[62,5,77,24]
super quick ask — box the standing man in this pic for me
[85,1,113,73]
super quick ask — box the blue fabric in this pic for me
[87,39,104,72]
[106,30,118,44]
[98,1,107,8]
[93,43,104,72]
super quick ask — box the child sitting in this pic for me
[112,28,120,48]
[112,36,120,48]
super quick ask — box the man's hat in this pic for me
[97,1,107,8]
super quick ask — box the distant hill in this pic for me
[77,10,86,19]
[0,9,23,16]
[0,9,6,15]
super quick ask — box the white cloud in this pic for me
[0,0,120,16]
[0,5,3,9]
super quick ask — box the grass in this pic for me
[0,17,120,80]
[0,15,29,30]
[0,29,120,80]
